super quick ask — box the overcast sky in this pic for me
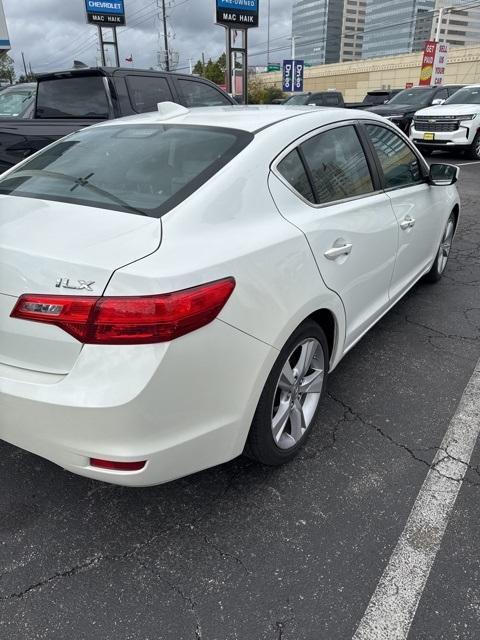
[4,0,294,77]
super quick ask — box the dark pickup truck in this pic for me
[282,89,402,109]
[0,67,235,172]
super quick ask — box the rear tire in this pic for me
[424,212,456,283]
[468,132,480,160]
[245,320,329,466]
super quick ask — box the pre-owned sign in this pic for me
[85,0,126,26]
[216,0,259,28]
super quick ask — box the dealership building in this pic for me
[0,0,10,51]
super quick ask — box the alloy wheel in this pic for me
[271,338,324,450]
[437,218,455,274]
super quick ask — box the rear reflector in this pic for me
[90,458,146,472]
[10,278,235,345]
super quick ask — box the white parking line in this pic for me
[353,360,480,640]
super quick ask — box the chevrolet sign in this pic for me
[85,0,126,25]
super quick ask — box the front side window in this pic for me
[366,124,423,189]
[300,125,374,204]
[434,88,448,101]
[127,76,173,113]
[0,124,252,217]
[277,150,314,202]
[178,80,231,107]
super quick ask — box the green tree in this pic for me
[248,75,284,104]
[0,52,15,84]
[193,59,204,76]
[204,58,224,85]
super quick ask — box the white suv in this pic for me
[410,84,480,159]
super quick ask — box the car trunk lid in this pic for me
[0,195,161,373]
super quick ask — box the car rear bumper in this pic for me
[0,319,276,486]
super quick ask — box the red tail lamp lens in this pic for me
[10,278,235,344]
[90,458,146,472]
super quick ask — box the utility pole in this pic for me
[21,51,28,77]
[435,6,444,41]
[162,0,170,71]
[267,0,271,66]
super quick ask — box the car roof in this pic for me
[96,104,384,134]
[37,66,217,82]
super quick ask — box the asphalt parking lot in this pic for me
[1,155,479,640]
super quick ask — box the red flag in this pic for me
[125,54,133,63]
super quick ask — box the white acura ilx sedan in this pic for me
[0,104,460,486]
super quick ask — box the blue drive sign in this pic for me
[283,59,304,92]
[85,0,126,26]
[216,0,259,28]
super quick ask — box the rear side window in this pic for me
[300,125,374,204]
[0,124,253,217]
[178,80,231,107]
[324,93,341,106]
[277,150,314,202]
[127,76,173,113]
[36,76,109,119]
[366,124,423,189]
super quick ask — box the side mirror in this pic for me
[431,98,445,105]
[429,163,459,186]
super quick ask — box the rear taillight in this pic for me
[10,278,235,345]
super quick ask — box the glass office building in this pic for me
[362,0,435,59]
[292,0,345,66]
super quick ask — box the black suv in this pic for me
[366,85,464,132]
[0,67,235,172]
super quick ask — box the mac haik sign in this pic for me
[216,0,259,28]
[85,0,126,26]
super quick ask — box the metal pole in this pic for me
[267,0,271,66]
[112,27,120,67]
[244,28,248,105]
[226,27,232,93]
[292,35,295,65]
[98,27,107,66]
[435,7,444,42]
[162,0,170,71]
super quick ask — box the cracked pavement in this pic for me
[0,157,479,639]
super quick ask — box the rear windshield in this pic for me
[445,87,480,105]
[36,76,109,119]
[0,124,253,217]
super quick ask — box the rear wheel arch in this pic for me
[305,308,337,366]
[451,203,460,230]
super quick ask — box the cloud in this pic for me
[3,0,293,76]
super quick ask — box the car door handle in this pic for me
[324,242,353,260]
[400,216,416,230]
